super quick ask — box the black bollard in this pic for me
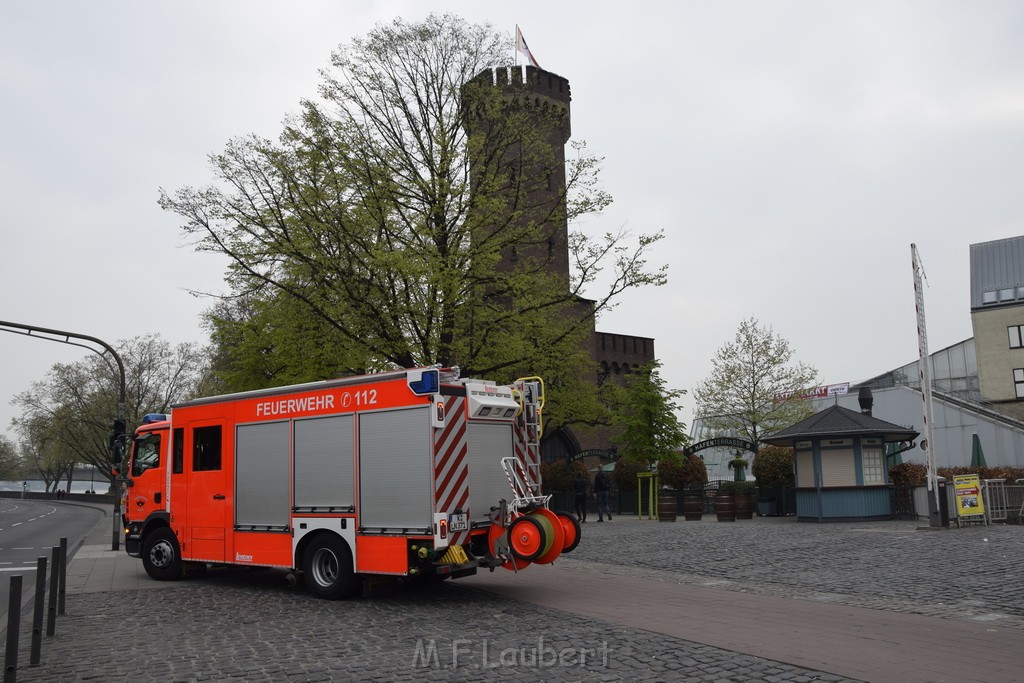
[46,547,58,637]
[58,537,67,616]
[4,574,22,683]
[31,556,47,666]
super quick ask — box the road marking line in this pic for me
[11,523,21,527]
[0,567,36,572]
[12,547,34,550]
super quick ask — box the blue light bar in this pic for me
[141,413,168,424]
[408,369,439,395]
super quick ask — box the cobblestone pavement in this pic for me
[564,516,1024,628]
[10,515,1022,681]
[13,574,853,682]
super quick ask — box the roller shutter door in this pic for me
[235,421,290,529]
[358,407,432,531]
[294,415,355,511]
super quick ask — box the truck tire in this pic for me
[141,527,182,581]
[303,534,356,600]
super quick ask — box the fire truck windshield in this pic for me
[131,432,161,477]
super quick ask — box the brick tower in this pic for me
[463,65,655,460]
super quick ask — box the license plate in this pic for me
[449,513,468,532]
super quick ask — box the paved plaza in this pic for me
[564,516,1024,627]
[4,507,1023,681]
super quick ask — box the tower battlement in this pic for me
[467,65,571,140]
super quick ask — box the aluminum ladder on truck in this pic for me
[502,377,547,511]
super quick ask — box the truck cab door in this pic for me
[127,429,168,522]
[184,421,230,562]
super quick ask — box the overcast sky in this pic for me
[3,1,1023,444]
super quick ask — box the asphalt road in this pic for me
[0,499,102,629]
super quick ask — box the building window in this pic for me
[862,449,884,484]
[1010,326,1024,349]
[1015,369,1024,399]
[1001,288,1016,302]
[983,290,997,304]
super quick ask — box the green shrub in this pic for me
[656,458,684,489]
[612,457,646,490]
[720,480,755,493]
[889,461,927,486]
[540,459,588,492]
[679,454,708,490]
[751,446,794,488]
[937,466,1024,483]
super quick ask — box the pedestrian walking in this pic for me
[594,468,612,522]
[572,470,589,523]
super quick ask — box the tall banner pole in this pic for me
[911,244,940,526]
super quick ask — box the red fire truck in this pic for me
[121,367,580,598]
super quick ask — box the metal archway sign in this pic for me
[683,437,757,457]
[567,449,619,464]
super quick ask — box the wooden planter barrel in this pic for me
[715,491,736,522]
[657,493,677,522]
[735,491,755,520]
[682,494,703,521]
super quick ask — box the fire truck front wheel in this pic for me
[141,527,182,581]
[303,534,356,600]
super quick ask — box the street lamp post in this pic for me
[0,320,127,550]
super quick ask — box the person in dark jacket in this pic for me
[572,472,589,523]
[593,468,612,522]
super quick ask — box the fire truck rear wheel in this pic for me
[142,527,182,581]
[303,534,356,600]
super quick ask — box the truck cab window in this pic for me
[193,425,222,471]
[172,428,184,474]
[131,433,161,476]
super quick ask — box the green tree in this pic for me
[611,360,688,469]
[12,335,208,488]
[0,434,23,481]
[159,14,665,432]
[693,317,818,446]
[16,415,75,492]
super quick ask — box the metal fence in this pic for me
[983,481,1024,524]
[891,485,917,520]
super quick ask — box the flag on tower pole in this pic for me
[516,25,541,69]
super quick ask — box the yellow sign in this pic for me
[953,474,985,516]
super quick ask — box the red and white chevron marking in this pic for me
[513,416,539,492]
[434,396,469,545]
